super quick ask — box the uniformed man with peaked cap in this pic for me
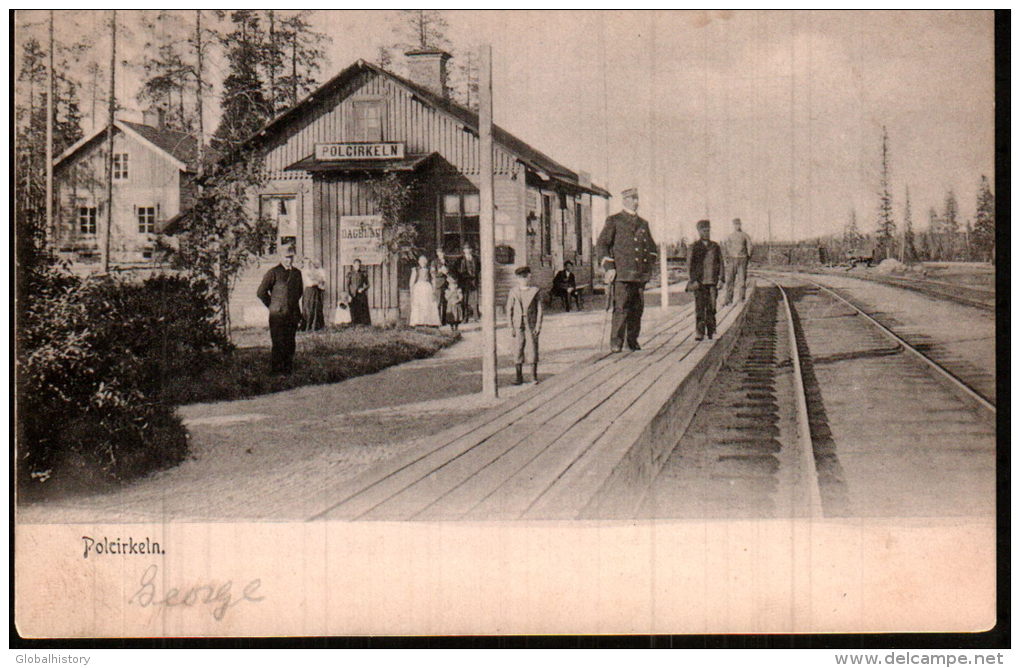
[595,187,658,352]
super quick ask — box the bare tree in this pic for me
[103,9,116,272]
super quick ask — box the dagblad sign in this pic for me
[340,215,385,266]
[315,142,406,161]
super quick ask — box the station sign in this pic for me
[315,142,406,161]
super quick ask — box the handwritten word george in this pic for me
[129,564,264,621]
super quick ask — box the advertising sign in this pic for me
[339,215,385,266]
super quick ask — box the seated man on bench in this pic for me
[551,260,582,312]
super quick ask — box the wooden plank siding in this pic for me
[53,127,181,264]
[313,175,400,323]
[260,71,518,184]
[239,67,599,326]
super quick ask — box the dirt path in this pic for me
[19,289,693,523]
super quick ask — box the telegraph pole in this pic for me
[767,209,773,266]
[478,44,497,398]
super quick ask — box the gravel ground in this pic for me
[18,287,693,523]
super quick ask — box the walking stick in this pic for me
[599,280,615,352]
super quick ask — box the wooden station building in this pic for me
[233,49,609,326]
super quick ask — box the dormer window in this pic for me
[352,100,384,141]
[112,153,129,181]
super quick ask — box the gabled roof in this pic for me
[54,120,217,173]
[244,59,610,198]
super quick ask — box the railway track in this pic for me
[804,270,995,312]
[640,277,996,519]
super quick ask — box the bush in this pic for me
[17,271,227,489]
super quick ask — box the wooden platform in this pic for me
[311,288,756,522]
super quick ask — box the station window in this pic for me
[541,194,552,256]
[441,192,480,255]
[112,153,129,181]
[259,195,297,256]
[78,207,97,235]
[352,100,384,141]
[575,202,584,256]
[137,206,157,234]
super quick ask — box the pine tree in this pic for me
[963,219,974,261]
[137,10,194,131]
[450,48,480,110]
[15,37,50,259]
[15,31,85,303]
[941,189,960,260]
[874,126,896,260]
[902,186,916,263]
[972,175,995,263]
[926,207,942,260]
[844,209,864,253]
[272,11,328,111]
[212,10,273,153]
[919,233,931,261]
[399,9,451,50]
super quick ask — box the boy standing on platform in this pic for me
[506,266,544,385]
[687,219,725,341]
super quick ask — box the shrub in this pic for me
[16,271,227,489]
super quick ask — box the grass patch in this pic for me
[162,325,460,405]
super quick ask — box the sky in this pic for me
[17,10,995,244]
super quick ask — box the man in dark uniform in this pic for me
[595,187,658,352]
[257,244,304,374]
[687,219,725,341]
[455,243,480,322]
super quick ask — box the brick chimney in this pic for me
[142,105,165,129]
[404,48,452,98]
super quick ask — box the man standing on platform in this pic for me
[257,244,304,374]
[721,217,753,305]
[687,220,725,341]
[595,187,658,352]
[456,243,480,322]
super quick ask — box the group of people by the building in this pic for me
[258,189,752,379]
[407,243,481,330]
[256,244,372,374]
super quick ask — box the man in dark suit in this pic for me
[551,260,579,312]
[687,219,725,341]
[257,245,304,374]
[455,243,480,321]
[595,187,658,352]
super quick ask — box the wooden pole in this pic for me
[195,10,204,179]
[103,9,116,273]
[45,10,54,248]
[478,44,497,398]
[651,14,668,311]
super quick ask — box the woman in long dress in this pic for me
[408,254,441,327]
[346,258,372,326]
[300,257,327,331]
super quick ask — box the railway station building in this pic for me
[232,49,610,326]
